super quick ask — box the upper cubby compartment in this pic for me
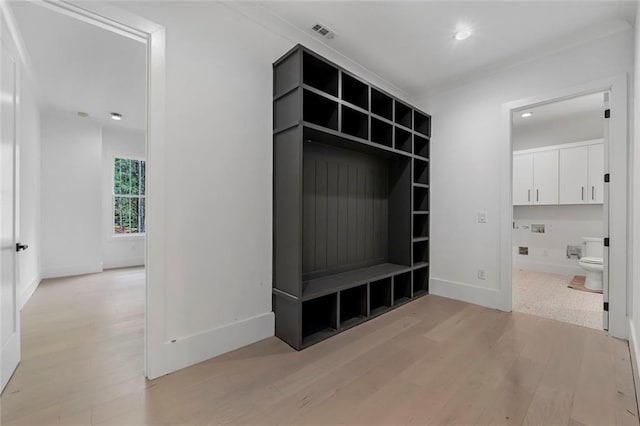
[395,127,412,154]
[371,88,393,120]
[303,52,339,97]
[395,101,412,129]
[304,90,338,131]
[371,117,393,148]
[342,73,369,110]
[414,135,429,159]
[342,106,369,140]
[414,111,431,137]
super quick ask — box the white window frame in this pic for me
[113,156,146,237]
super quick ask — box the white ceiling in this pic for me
[512,92,604,130]
[259,1,636,95]
[10,1,146,130]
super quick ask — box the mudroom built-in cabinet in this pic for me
[272,45,431,350]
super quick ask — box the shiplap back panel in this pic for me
[303,142,389,280]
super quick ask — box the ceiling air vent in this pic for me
[311,23,336,40]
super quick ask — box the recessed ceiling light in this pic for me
[111,112,122,121]
[77,111,88,118]
[521,112,533,118]
[454,28,472,41]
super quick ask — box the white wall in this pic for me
[416,29,633,311]
[102,126,145,269]
[18,66,41,307]
[513,205,603,276]
[512,113,604,151]
[103,1,410,378]
[40,110,102,278]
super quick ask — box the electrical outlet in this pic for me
[477,268,487,280]
[478,212,487,223]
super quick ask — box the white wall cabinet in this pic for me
[513,153,534,205]
[559,146,588,204]
[532,150,559,205]
[587,143,604,204]
[514,140,603,206]
[513,151,559,205]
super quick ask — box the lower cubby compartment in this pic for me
[413,214,429,239]
[414,186,429,212]
[413,267,429,297]
[340,284,368,329]
[393,272,412,305]
[369,277,392,316]
[302,293,338,346]
[413,240,429,266]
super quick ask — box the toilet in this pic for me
[578,237,604,291]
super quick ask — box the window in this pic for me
[113,157,145,235]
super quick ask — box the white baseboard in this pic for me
[20,273,41,309]
[513,259,583,276]
[430,277,509,312]
[628,318,640,412]
[146,311,274,380]
[41,262,103,279]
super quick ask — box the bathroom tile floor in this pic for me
[513,269,603,330]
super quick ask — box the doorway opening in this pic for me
[0,0,163,399]
[510,92,609,330]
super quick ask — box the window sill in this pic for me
[112,233,146,240]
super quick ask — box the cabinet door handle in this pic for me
[536,189,539,202]
[592,186,595,200]
[581,186,584,201]
[528,189,530,202]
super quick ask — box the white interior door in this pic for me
[533,150,559,205]
[559,146,588,204]
[588,143,604,204]
[513,153,533,205]
[0,31,20,393]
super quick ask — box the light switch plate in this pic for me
[478,212,487,223]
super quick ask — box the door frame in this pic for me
[500,74,628,339]
[0,0,167,378]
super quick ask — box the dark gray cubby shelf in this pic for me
[273,44,431,350]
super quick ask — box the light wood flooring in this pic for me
[1,268,637,425]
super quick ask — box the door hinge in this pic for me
[604,109,611,119]
[604,302,609,312]
[604,237,610,247]
[604,173,610,183]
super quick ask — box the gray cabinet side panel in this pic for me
[274,49,300,97]
[388,157,412,266]
[274,90,300,130]
[274,295,301,349]
[274,127,302,296]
